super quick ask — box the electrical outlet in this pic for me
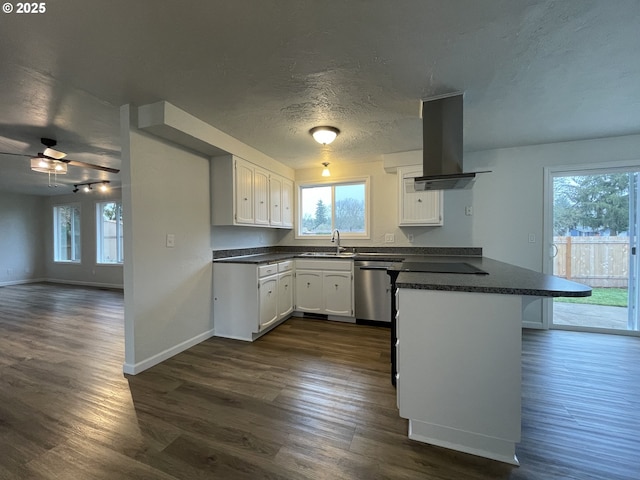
[385,233,395,243]
[465,206,473,216]
[407,234,414,243]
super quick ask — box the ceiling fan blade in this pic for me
[43,147,66,160]
[0,151,31,158]
[65,159,120,173]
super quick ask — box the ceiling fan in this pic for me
[0,138,120,174]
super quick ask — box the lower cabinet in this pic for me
[277,270,294,319]
[213,260,294,341]
[294,259,354,318]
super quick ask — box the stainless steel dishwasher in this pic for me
[354,260,395,323]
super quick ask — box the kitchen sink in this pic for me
[298,252,356,258]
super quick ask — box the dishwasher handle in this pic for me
[356,266,391,270]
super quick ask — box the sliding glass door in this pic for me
[549,168,640,334]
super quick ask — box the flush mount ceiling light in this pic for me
[321,162,331,177]
[310,126,340,145]
[73,180,110,193]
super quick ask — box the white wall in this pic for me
[0,191,45,285]
[121,105,213,374]
[44,189,124,288]
[278,159,475,248]
[468,134,640,269]
[466,133,640,326]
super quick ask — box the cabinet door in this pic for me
[254,167,270,225]
[277,271,294,319]
[295,270,323,312]
[270,175,283,226]
[398,166,443,226]
[281,178,294,228]
[235,159,254,224]
[259,275,278,330]
[323,271,353,316]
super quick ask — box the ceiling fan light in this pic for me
[310,126,340,145]
[30,158,67,174]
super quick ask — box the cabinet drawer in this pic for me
[278,260,293,273]
[258,264,278,278]
[295,259,352,271]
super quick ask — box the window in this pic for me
[297,178,369,238]
[96,201,123,264]
[53,204,81,262]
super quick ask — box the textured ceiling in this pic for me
[0,0,639,195]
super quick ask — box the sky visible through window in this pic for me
[300,184,364,216]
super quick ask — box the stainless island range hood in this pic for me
[413,93,488,191]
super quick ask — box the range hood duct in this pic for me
[413,93,486,191]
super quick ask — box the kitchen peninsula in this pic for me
[390,256,590,465]
[213,248,591,465]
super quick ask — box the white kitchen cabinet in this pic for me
[323,271,352,315]
[254,166,270,225]
[269,174,283,227]
[398,165,443,226]
[294,259,354,318]
[277,270,294,319]
[234,158,254,224]
[213,260,294,341]
[210,154,293,229]
[281,178,293,228]
[294,270,323,312]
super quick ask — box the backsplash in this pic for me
[213,245,482,260]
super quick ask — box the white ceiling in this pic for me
[1,0,639,195]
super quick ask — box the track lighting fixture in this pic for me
[72,180,110,193]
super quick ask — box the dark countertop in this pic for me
[213,252,408,264]
[390,256,591,298]
[213,253,296,264]
[212,250,591,298]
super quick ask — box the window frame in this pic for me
[96,201,124,265]
[53,203,82,263]
[295,176,370,239]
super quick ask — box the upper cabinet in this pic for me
[269,174,283,227]
[211,155,293,229]
[397,165,443,226]
[254,166,270,225]
[281,178,293,228]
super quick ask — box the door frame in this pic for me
[543,160,640,334]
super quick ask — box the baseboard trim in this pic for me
[44,278,124,290]
[0,278,46,287]
[122,328,215,375]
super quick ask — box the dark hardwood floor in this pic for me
[0,282,638,479]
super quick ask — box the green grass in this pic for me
[555,287,628,307]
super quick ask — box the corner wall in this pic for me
[0,191,45,285]
[278,159,475,248]
[121,105,213,374]
[466,133,640,326]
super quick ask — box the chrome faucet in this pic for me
[331,229,345,254]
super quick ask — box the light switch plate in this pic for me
[166,233,175,248]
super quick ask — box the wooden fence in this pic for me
[554,236,629,288]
